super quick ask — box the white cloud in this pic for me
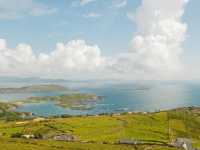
[114,0,127,8]
[0,0,58,20]
[30,7,58,17]
[109,0,189,79]
[0,0,190,80]
[80,0,96,6]
[83,12,102,18]
[0,39,36,75]
[38,40,104,72]
[0,39,105,78]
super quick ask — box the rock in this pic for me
[33,117,45,122]
[118,139,142,145]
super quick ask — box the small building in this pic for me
[172,138,196,150]
[53,134,77,141]
[22,134,35,139]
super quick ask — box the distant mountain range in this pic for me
[0,84,69,93]
[0,76,125,84]
[0,76,67,83]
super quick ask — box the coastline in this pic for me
[0,105,199,150]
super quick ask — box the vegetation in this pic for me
[0,84,200,150]
[0,102,33,121]
[0,84,101,110]
[13,93,101,110]
[0,106,200,149]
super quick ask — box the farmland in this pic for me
[0,106,200,149]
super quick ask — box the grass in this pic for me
[168,108,200,148]
[0,113,168,143]
[1,106,200,149]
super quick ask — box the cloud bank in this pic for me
[110,0,188,79]
[0,39,105,78]
[0,0,57,20]
[0,0,189,80]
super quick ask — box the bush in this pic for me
[34,133,43,139]
[11,133,23,138]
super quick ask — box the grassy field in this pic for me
[0,107,200,149]
[168,108,200,148]
[0,112,169,142]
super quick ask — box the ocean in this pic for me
[0,80,200,116]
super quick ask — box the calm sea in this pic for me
[0,80,200,116]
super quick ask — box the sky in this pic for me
[0,0,199,80]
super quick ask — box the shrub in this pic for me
[11,133,23,138]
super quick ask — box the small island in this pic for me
[0,84,102,110]
[14,93,102,110]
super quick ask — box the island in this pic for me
[13,93,102,110]
[0,84,102,110]
[0,102,34,121]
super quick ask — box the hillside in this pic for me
[0,106,200,149]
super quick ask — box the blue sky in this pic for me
[0,0,199,80]
[0,0,141,55]
[183,0,200,63]
[0,0,198,58]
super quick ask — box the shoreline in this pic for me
[0,102,200,150]
[14,104,200,119]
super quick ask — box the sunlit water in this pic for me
[0,81,200,116]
